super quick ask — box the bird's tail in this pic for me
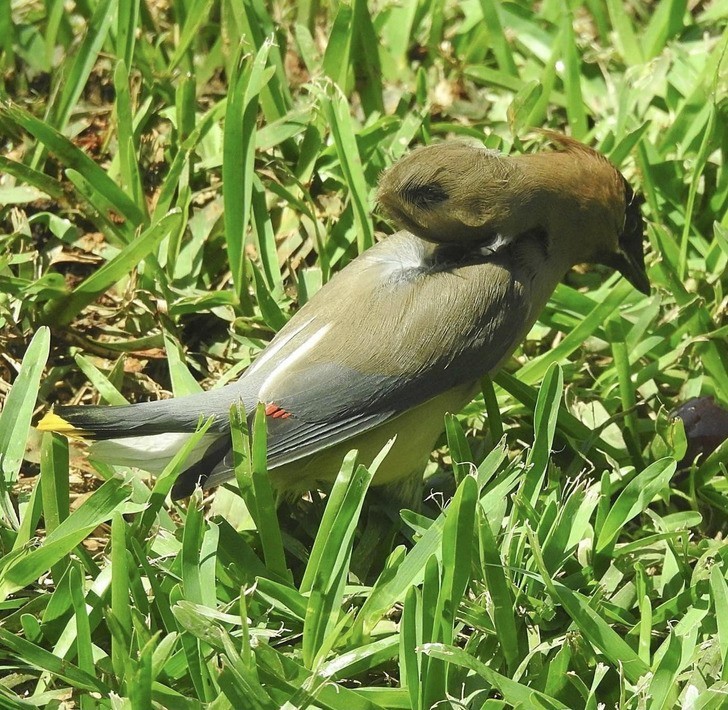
[37,399,232,496]
[37,395,223,439]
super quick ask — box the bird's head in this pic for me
[376,141,520,245]
[377,134,650,294]
[534,131,650,295]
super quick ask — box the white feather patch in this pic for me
[246,316,315,377]
[88,432,217,473]
[479,233,513,255]
[366,237,425,277]
[258,323,331,399]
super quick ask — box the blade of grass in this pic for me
[606,0,643,64]
[528,528,650,684]
[560,11,588,139]
[444,414,473,485]
[478,0,518,76]
[319,85,374,254]
[595,458,676,554]
[114,60,147,217]
[40,432,70,586]
[110,512,132,682]
[117,0,139,67]
[223,38,273,310]
[351,0,384,115]
[41,210,182,326]
[422,642,569,709]
[167,0,215,72]
[0,101,146,228]
[0,629,111,694]
[0,326,50,528]
[606,317,645,469]
[642,0,688,60]
[236,0,293,123]
[322,3,354,93]
[0,478,136,600]
[0,155,65,199]
[524,363,563,506]
[43,0,116,134]
[519,279,634,385]
[399,586,420,710]
[678,104,716,280]
[301,448,380,667]
[68,565,96,706]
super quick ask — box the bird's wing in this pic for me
[239,232,533,468]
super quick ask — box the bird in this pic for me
[37,133,650,500]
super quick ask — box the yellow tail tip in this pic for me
[37,411,84,437]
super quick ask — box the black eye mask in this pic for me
[399,180,449,209]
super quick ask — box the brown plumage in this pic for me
[377,133,648,294]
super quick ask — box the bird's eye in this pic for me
[399,180,449,209]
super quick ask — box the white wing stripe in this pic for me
[259,324,331,399]
[246,316,315,377]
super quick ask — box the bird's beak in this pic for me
[610,188,650,295]
[612,242,650,295]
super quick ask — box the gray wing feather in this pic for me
[237,232,533,464]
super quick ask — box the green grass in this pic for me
[1,0,728,707]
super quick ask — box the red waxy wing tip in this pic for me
[264,402,293,419]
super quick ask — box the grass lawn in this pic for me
[1,0,728,707]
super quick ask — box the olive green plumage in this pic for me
[38,134,649,499]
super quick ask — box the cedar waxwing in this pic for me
[38,134,649,500]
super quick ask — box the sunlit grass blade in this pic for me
[606,0,643,64]
[642,0,689,60]
[350,0,384,115]
[422,642,569,709]
[42,210,182,326]
[167,0,215,72]
[679,104,716,280]
[478,0,518,76]
[560,11,588,139]
[43,0,116,134]
[529,528,650,685]
[117,0,139,67]
[113,60,147,217]
[0,102,146,228]
[0,326,50,527]
[0,478,134,601]
[301,446,379,667]
[223,38,273,308]
[0,155,65,198]
[0,628,111,695]
[68,564,96,700]
[235,0,292,123]
[606,317,644,469]
[494,370,621,460]
[519,279,634,384]
[322,3,354,93]
[40,432,70,586]
[319,85,374,254]
[478,512,521,674]
[110,513,132,682]
[524,363,563,506]
[595,458,676,554]
[444,413,473,484]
